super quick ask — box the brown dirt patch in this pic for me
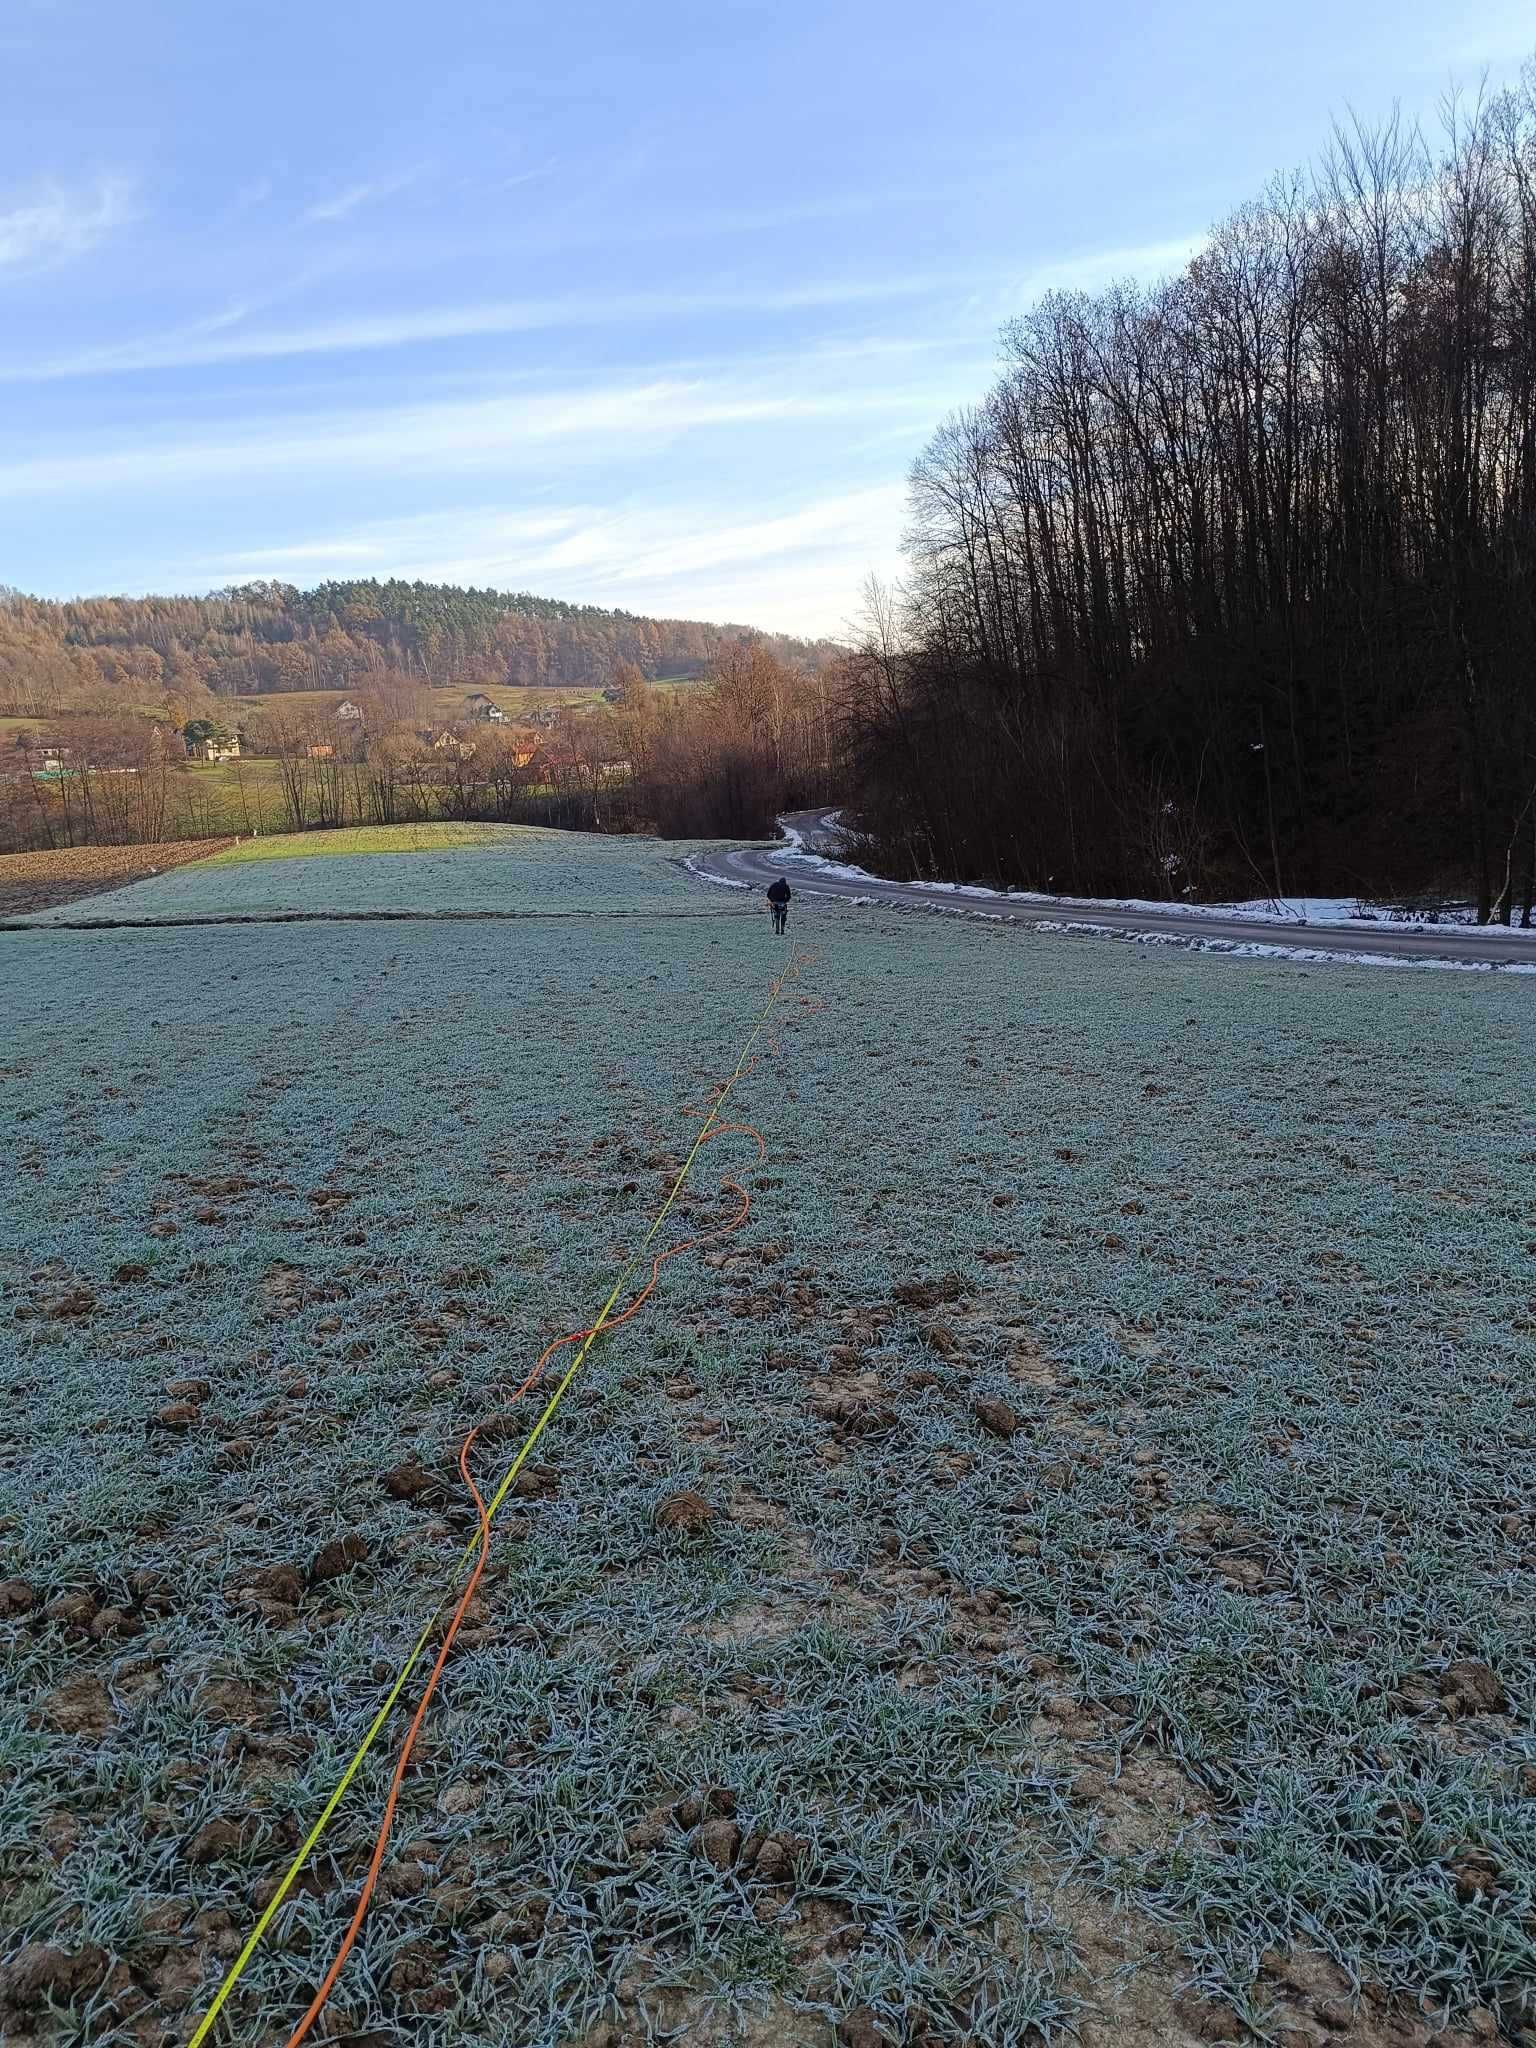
[35,1675,116,1738]
[1032,1879,1236,2047]
[655,1490,718,1536]
[0,839,233,918]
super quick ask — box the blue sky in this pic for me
[1,1,1530,637]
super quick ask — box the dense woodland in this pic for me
[0,577,827,718]
[845,66,1536,920]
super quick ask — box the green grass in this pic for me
[235,683,618,719]
[0,703,169,731]
[205,821,535,864]
[231,677,701,724]
[169,759,288,832]
[2,847,1532,2048]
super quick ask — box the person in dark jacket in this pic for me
[766,876,791,934]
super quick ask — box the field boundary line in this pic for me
[0,906,770,934]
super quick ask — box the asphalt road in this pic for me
[694,810,1536,970]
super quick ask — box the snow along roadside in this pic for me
[681,854,751,891]
[763,831,1535,938]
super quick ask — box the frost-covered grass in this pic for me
[2,846,1533,2048]
[21,824,746,923]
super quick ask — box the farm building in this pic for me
[334,701,365,723]
[463,693,507,723]
[186,736,240,762]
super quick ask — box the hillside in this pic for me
[0,578,835,724]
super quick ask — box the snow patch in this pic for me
[875,901,1535,974]
[766,846,877,884]
[766,825,1536,937]
[1009,889,1536,935]
[683,853,751,891]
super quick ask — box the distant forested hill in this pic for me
[0,578,833,719]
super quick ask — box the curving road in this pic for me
[693,810,1536,971]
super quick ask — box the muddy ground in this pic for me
[0,841,235,919]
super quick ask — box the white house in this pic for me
[463,692,508,723]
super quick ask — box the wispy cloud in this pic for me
[189,487,908,638]
[501,161,558,192]
[0,173,134,272]
[928,232,1208,338]
[301,168,423,224]
[3,273,970,381]
[212,509,576,573]
[1008,233,1208,302]
[0,373,935,499]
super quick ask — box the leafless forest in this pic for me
[844,73,1536,920]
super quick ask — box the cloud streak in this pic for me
[0,233,1208,382]
[189,486,909,638]
[1004,232,1209,304]
[3,274,974,381]
[0,373,936,499]
[301,168,422,224]
[0,174,134,271]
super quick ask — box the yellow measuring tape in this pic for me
[189,944,806,2046]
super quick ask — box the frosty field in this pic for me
[1,830,1533,2048]
[22,823,747,923]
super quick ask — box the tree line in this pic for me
[0,576,832,720]
[844,63,1536,921]
[0,648,840,852]
[240,649,841,840]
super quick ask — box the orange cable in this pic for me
[281,1118,771,2041]
[187,946,818,2048]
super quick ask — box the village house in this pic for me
[186,735,240,762]
[537,742,632,788]
[333,700,365,724]
[463,692,508,723]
